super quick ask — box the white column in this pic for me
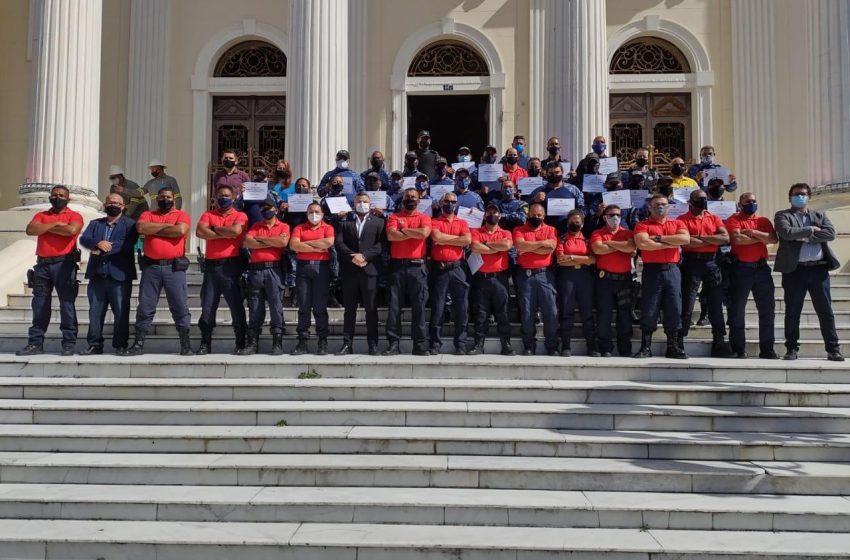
[731,0,780,212]
[528,0,547,158]
[286,0,349,183]
[544,0,608,164]
[807,0,850,187]
[20,0,102,211]
[348,0,367,167]
[125,0,169,184]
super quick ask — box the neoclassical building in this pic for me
[2,0,849,234]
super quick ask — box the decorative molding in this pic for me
[607,17,711,73]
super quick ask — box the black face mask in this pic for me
[505,156,518,165]
[527,216,543,228]
[442,202,457,214]
[371,159,383,169]
[567,222,582,233]
[366,182,380,191]
[331,184,343,193]
[709,186,725,198]
[635,157,648,168]
[405,159,417,169]
[49,196,68,211]
[157,198,174,212]
[485,214,500,225]
[402,198,418,211]
[104,205,122,217]
[261,208,276,220]
[547,146,558,155]
[671,164,685,176]
[547,174,563,185]
[528,168,540,177]
[275,170,287,179]
[223,160,235,169]
[691,198,708,210]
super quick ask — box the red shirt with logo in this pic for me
[471,226,511,273]
[386,210,432,259]
[555,233,590,258]
[198,209,248,260]
[292,222,334,261]
[591,227,635,274]
[431,215,469,262]
[31,208,84,257]
[138,209,191,260]
[678,210,725,254]
[513,223,557,269]
[246,219,290,263]
[635,218,685,264]
[726,212,775,263]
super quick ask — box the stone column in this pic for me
[20,0,102,211]
[348,0,368,167]
[125,0,169,184]
[544,0,608,164]
[528,0,547,159]
[286,0,349,183]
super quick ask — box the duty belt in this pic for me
[392,259,425,267]
[598,270,630,281]
[205,256,241,266]
[683,252,716,261]
[298,259,329,265]
[432,260,461,271]
[735,259,768,268]
[522,267,549,277]
[248,261,279,271]
[475,270,507,279]
[145,258,175,266]
[643,263,677,271]
[36,253,75,264]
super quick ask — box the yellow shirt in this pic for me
[671,176,699,188]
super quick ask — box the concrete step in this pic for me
[0,483,847,532]
[0,424,848,461]
[0,452,846,495]
[3,519,850,559]
[4,377,848,407]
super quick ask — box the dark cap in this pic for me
[336,150,350,160]
[454,166,470,176]
[416,172,429,181]
[260,194,280,207]
[405,151,417,159]
[390,169,403,178]
[485,202,500,211]
[458,146,471,154]
[436,156,448,165]
[484,144,497,153]
[416,130,431,139]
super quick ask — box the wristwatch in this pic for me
[653,235,662,243]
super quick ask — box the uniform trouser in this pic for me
[86,275,131,349]
[472,272,511,341]
[28,260,78,347]
[556,267,595,341]
[296,260,330,340]
[198,259,247,338]
[728,262,775,355]
[639,264,682,334]
[286,251,297,288]
[782,264,839,353]
[342,269,378,345]
[386,262,429,351]
[247,266,285,335]
[516,269,559,352]
[596,274,633,355]
[135,264,191,334]
[429,264,470,350]
[680,254,725,338]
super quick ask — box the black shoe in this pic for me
[711,339,736,359]
[428,345,440,356]
[828,351,845,362]
[270,334,284,356]
[195,343,210,356]
[336,343,353,356]
[560,348,572,357]
[454,346,467,356]
[125,335,146,356]
[367,343,378,356]
[547,349,559,357]
[734,351,748,359]
[632,332,653,359]
[60,347,76,357]
[316,340,328,356]
[695,312,709,327]
[522,348,534,356]
[759,351,779,360]
[291,341,308,356]
[601,351,612,358]
[466,340,484,356]
[114,347,127,356]
[585,339,601,358]
[783,349,798,361]
[382,343,400,356]
[412,348,430,356]
[178,331,192,356]
[16,344,43,356]
[500,340,515,356]
[80,346,102,356]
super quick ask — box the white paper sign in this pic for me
[368,192,388,210]
[547,198,576,216]
[560,162,573,175]
[477,163,504,183]
[402,176,418,190]
[673,187,699,204]
[454,161,476,172]
[467,252,484,275]
[518,177,544,195]
[429,184,453,202]
[457,206,484,229]
[287,193,313,213]
[702,167,731,186]
[325,196,352,214]
[242,182,269,201]
[708,200,737,220]
[341,176,355,195]
[582,174,606,193]
[598,157,619,176]
[417,199,434,215]
[602,189,632,209]
[629,189,650,209]
[666,203,690,219]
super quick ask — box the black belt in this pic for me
[205,256,241,266]
[36,254,75,264]
[392,259,425,267]
[643,263,677,271]
[598,270,630,281]
[683,252,716,261]
[145,258,175,266]
[298,259,329,265]
[521,267,549,277]
[798,260,828,268]
[432,260,461,271]
[249,261,279,270]
[736,259,768,269]
[475,270,507,279]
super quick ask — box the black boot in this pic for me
[316,338,328,356]
[711,335,736,358]
[500,338,516,356]
[178,330,192,356]
[560,336,571,357]
[233,330,246,355]
[196,331,212,355]
[237,330,259,356]
[270,333,284,356]
[291,339,308,356]
[632,332,652,358]
[382,342,400,356]
[466,339,485,356]
[665,331,688,359]
[586,338,601,358]
[125,331,147,356]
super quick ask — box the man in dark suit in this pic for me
[78,193,139,355]
[335,192,385,355]
[774,183,843,361]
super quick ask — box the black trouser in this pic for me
[680,254,725,338]
[86,275,131,350]
[596,273,633,356]
[472,272,511,342]
[728,262,775,355]
[198,258,247,340]
[556,267,595,341]
[247,266,285,335]
[429,263,470,350]
[640,264,682,334]
[342,268,378,345]
[28,260,78,347]
[782,264,839,353]
[386,261,429,352]
[296,260,331,340]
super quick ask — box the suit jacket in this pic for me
[773,207,840,273]
[79,215,139,281]
[335,213,385,277]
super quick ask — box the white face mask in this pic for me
[355,202,371,214]
[336,159,349,169]
[307,212,322,225]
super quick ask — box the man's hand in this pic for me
[337,211,348,220]
[695,170,705,181]
[352,253,366,267]
[96,240,113,252]
[533,191,546,203]
[596,202,607,217]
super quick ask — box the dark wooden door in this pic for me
[609,93,691,174]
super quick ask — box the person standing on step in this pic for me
[108,165,148,221]
[555,210,598,357]
[195,185,249,355]
[240,196,290,356]
[126,186,192,356]
[774,183,843,361]
[142,159,182,210]
[289,203,335,356]
[78,193,138,356]
[17,185,83,356]
[725,192,778,359]
[633,194,690,359]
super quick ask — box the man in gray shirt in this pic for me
[142,159,182,210]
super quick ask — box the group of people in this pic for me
[15,131,844,362]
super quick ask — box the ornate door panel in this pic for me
[610,93,691,174]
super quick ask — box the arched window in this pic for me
[609,37,691,75]
[408,41,489,77]
[214,40,287,78]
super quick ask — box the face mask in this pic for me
[485,214,500,225]
[405,159,417,168]
[402,198,418,211]
[671,164,685,176]
[528,168,540,177]
[459,155,471,162]
[458,178,471,190]
[567,222,582,233]
[393,179,404,190]
[515,144,524,154]
[629,176,645,189]
[547,146,558,155]
[307,212,323,224]
[371,159,383,169]
[104,205,122,217]
[592,143,607,154]
[708,186,725,199]
[261,208,276,220]
[547,174,562,185]
[701,155,715,165]
[635,157,647,168]
[366,182,380,191]
[110,177,120,186]
[652,205,668,217]
[442,202,457,214]
[222,160,235,169]
[150,169,160,178]
[506,156,519,165]
[741,202,758,215]
[296,185,310,194]
[605,215,621,228]
[275,170,287,179]
[791,194,808,209]
[157,198,174,212]
[691,198,708,211]
[49,196,68,211]
[418,139,430,149]
[356,202,371,214]
[503,189,515,200]
[527,216,543,228]
[336,159,349,169]
[416,182,429,192]
[331,183,344,193]
[483,155,496,164]
[217,197,233,209]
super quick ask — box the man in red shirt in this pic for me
[240,195,290,355]
[513,202,559,356]
[726,192,779,358]
[383,187,432,356]
[195,185,249,355]
[590,204,636,357]
[633,194,690,359]
[17,185,83,356]
[678,189,734,358]
[502,147,529,185]
[126,186,192,356]
[429,192,472,354]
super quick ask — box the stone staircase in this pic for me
[0,263,848,557]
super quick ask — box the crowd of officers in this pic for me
[16,131,844,362]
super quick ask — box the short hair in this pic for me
[738,191,756,202]
[789,183,812,197]
[689,189,707,201]
[104,193,124,204]
[603,204,621,215]
[528,157,541,165]
[295,177,311,187]
[403,187,419,197]
[700,145,716,153]
[307,202,322,212]
[222,149,237,158]
[567,209,584,221]
[51,185,69,196]
[649,193,669,205]
[707,177,724,187]
[545,160,563,171]
[215,185,234,195]
[528,202,546,214]
[354,192,371,200]
[157,186,174,195]
[512,135,526,143]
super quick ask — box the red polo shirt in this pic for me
[246,219,290,263]
[513,223,557,269]
[386,210,432,259]
[635,218,684,264]
[555,233,589,258]
[726,212,775,263]
[678,210,725,254]
[431,215,469,262]
[292,222,334,261]
[31,208,83,257]
[503,164,529,185]
[138,209,191,260]
[591,227,635,274]
[198,209,248,260]
[471,226,510,273]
